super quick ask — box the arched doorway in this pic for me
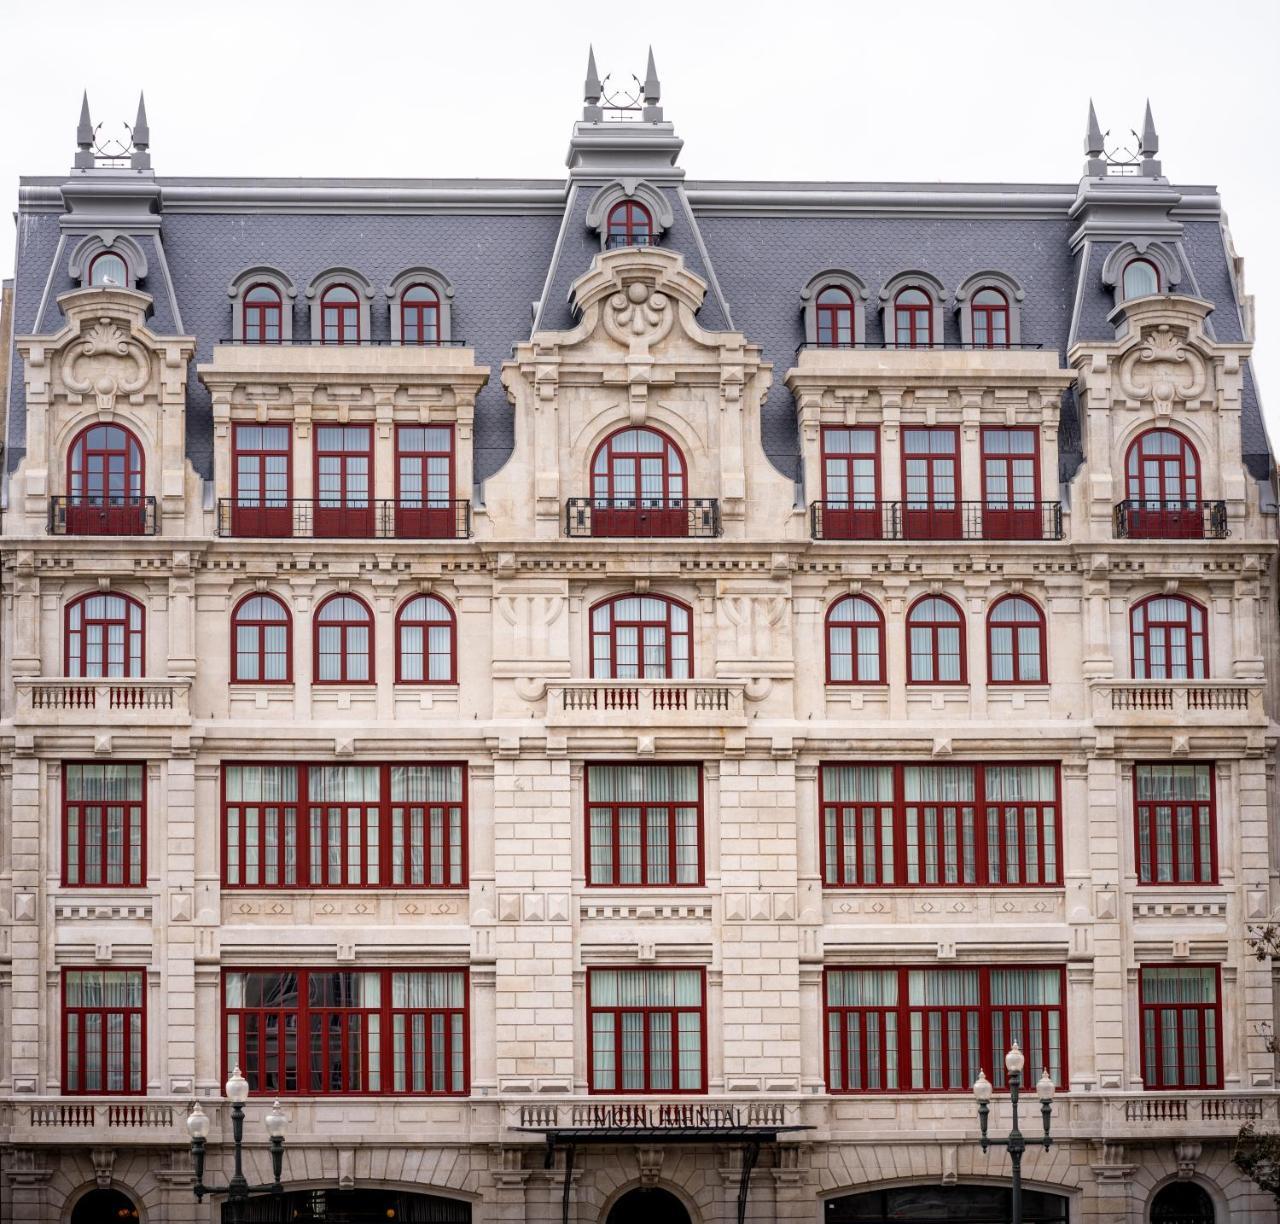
[71,1187,139,1224]
[224,1188,471,1222]
[825,1184,1069,1222]
[1151,1182,1215,1224]
[606,1187,692,1224]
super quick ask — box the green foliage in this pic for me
[1235,1123,1280,1204]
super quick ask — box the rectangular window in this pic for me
[820,427,881,540]
[224,968,466,1096]
[63,762,145,887]
[313,426,373,537]
[395,426,457,539]
[586,764,702,887]
[231,424,291,538]
[588,967,705,1093]
[63,969,145,1095]
[902,427,961,539]
[1135,764,1216,885]
[981,427,1042,539]
[1139,965,1221,1089]
[825,965,1064,1094]
[821,762,1060,888]
[222,762,466,889]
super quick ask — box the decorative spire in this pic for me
[74,92,95,169]
[1085,100,1104,157]
[1140,99,1161,176]
[642,47,663,121]
[130,91,151,170]
[583,46,603,121]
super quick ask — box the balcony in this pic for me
[14,678,192,726]
[565,498,721,539]
[48,496,158,537]
[548,680,746,728]
[809,500,1062,541]
[216,499,471,539]
[1114,500,1228,540]
[1090,680,1265,727]
[603,233,662,250]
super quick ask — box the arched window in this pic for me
[1124,429,1202,538]
[906,595,965,684]
[66,422,145,535]
[826,595,885,685]
[396,595,457,684]
[971,287,1009,348]
[1123,258,1161,299]
[1149,1183,1215,1224]
[242,284,283,343]
[590,427,688,537]
[66,592,145,678]
[591,595,692,679]
[606,200,654,248]
[314,594,373,684]
[400,284,440,345]
[321,284,361,344]
[815,285,856,347]
[893,287,933,348]
[987,595,1046,684]
[231,594,292,683]
[88,251,128,288]
[1131,595,1208,680]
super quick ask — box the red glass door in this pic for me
[395,425,454,538]
[902,427,961,539]
[1126,431,1201,538]
[232,425,292,537]
[591,428,688,537]
[821,427,880,539]
[67,424,145,535]
[982,428,1040,539]
[314,426,374,537]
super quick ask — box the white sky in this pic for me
[2,0,1277,441]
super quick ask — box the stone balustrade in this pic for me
[547,679,747,727]
[1089,679,1265,726]
[14,677,192,726]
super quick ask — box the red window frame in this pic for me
[320,284,361,344]
[1130,594,1208,680]
[986,595,1047,685]
[62,968,146,1095]
[816,286,856,347]
[893,288,933,349]
[589,594,693,680]
[1139,964,1222,1090]
[825,595,886,686]
[820,427,881,540]
[971,288,1010,349]
[62,762,146,887]
[313,593,374,685]
[590,426,689,538]
[88,251,128,288]
[1123,258,1161,299]
[395,594,457,685]
[400,284,440,345]
[905,594,966,685]
[585,763,704,887]
[823,965,1067,1094]
[231,423,292,538]
[606,201,654,247]
[314,425,373,538]
[587,966,707,1094]
[981,426,1041,540]
[1134,763,1217,885]
[230,593,293,685]
[902,427,961,539]
[222,967,468,1097]
[242,284,283,344]
[820,761,1062,888]
[394,425,455,539]
[66,422,146,535]
[1124,429,1203,539]
[65,591,146,678]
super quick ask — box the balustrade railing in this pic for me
[549,680,745,720]
[565,498,721,539]
[15,678,191,722]
[216,499,471,539]
[48,496,158,536]
[1090,680,1263,723]
[809,500,1062,541]
[1113,499,1228,540]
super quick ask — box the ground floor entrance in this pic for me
[224,1188,471,1223]
[605,1188,692,1224]
[825,1184,1070,1222]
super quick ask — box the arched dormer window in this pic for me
[588,426,690,537]
[66,592,145,678]
[606,201,654,249]
[243,285,283,343]
[1123,258,1161,300]
[971,289,1009,347]
[305,268,375,343]
[879,272,946,349]
[228,266,296,342]
[906,595,965,684]
[395,594,457,684]
[955,271,1025,348]
[66,422,146,535]
[816,287,855,347]
[401,285,440,344]
[825,595,885,685]
[69,234,149,290]
[591,594,692,679]
[89,251,128,288]
[231,593,292,684]
[1101,241,1181,313]
[313,594,374,684]
[585,181,674,250]
[1123,429,1203,538]
[386,268,455,344]
[987,595,1046,685]
[1131,594,1208,680]
[801,271,868,348]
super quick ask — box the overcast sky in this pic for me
[2,0,1277,441]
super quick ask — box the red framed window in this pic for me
[400,285,440,345]
[1131,594,1208,680]
[1124,429,1202,538]
[222,762,466,889]
[586,763,702,886]
[971,288,1009,348]
[223,968,467,1096]
[588,967,706,1093]
[606,200,654,248]
[826,595,885,685]
[63,762,145,887]
[243,284,283,343]
[66,592,145,678]
[820,427,880,539]
[824,966,1065,1094]
[820,762,1060,888]
[906,595,966,684]
[1135,763,1216,885]
[981,427,1040,539]
[314,594,373,684]
[893,288,933,348]
[394,425,455,538]
[88,251,128,288]
[816,286,856,347]
[66,423,146,534]
[63,968,146,1094]
[1123,258,1161,299]
[231,424,292,538]
[1139,964,1221,1089]
[902,427,961,539]
[321,284,361,343]
[987,595,1046,685]
[590,427,688,537]
[314,425,373,537]
[395,595,457,684]
[231,594,292,684]
[590,594,692,680]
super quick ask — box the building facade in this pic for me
[0,62,1278,1224]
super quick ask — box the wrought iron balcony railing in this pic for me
[216,499,471,539]
[216,337,470,346]
[1113,499,1228,540]
[796,340,1046,353]
[809,500,1063,541]
[565,498,721,539]
[48,496,158,536]
[603,233,662,250]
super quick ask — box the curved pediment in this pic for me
[568,247,709,345]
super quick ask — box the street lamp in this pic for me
[187,1067,288,1220]
[972,1041,1054,1224]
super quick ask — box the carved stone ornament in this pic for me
[603,280,675,349]
[61,317,150,411]
[1117,324,1207,412]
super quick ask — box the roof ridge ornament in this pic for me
[1082,100,1164,180]
[583,46,603,121]
[75,92,95,169]
[70,90,155,174]
[643,47,663,122]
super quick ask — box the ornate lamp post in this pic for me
[186,1067,288,1221]
[972,1041,1055,1224]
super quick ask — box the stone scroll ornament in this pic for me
[60,318,150,412]
[602,279,676,351]
[1117,324,1208,414]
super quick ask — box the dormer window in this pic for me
[971,288,1009,348]
[894,288,933,348]
[242,284,283,344]
[606,201,654,249]
[401,284,441,345]
[816,286,856,347]
[1123,258,1161,299]
[89,252,128,288]
[321,285,361,345]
